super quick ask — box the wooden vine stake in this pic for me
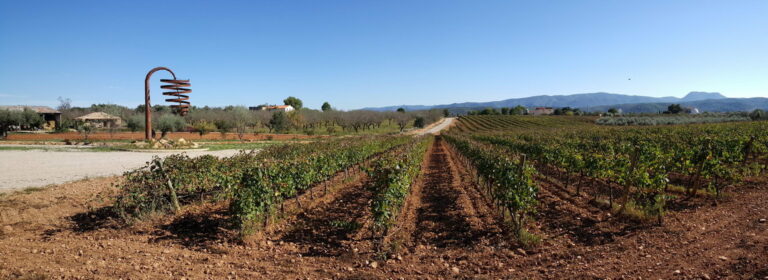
[156,158,181,213]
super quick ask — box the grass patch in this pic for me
[0,146,40,151]
[606,199,663,223]
[593,197,667,223]
[85,146,122,152]
[614,201,650,222]
[20,187,46,194]
[665,184,717,198]
[328,219,362,232]
[517,228,542,249]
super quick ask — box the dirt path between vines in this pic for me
[273,173,376,258]
[1,143,767,279]
[404,137,505,248]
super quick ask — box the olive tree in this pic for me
[193,121,217,139]
[155,114,187,138]
[0,109,44,138]
[267,111,291,133]
[78,123,94,143]
[127,115,144,132]
[229,107,252,141]
[0,110,22,138]
[21,109,44,129]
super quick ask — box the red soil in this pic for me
[1,138,767,279]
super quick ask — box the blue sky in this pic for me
[1,0,766,110]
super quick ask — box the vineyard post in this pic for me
[618,146,640,213]
[608,179,614,208]
[310,185,315,199]
[500,204,506,224]
[263,211,269,229]
[155,158,181,213]
[576,171,583,195]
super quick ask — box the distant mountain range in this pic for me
[360,92,768,113]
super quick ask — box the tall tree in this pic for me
[283,96,303,110]
[511,105,527,115]
[666,104,683,114]
[321,102,332,112]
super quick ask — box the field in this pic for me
[1,116,768,279]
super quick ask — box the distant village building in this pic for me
[75,112,122,128]
[249,105,295,112]
[0,105,61,130]
[530,107,554,116]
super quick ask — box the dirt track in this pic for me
[406,137,504,248]
[410,117,455,136]
[0,149,241,192]
[1,138,767,279]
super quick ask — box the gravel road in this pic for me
[415,117,455,135]
[0,149,242,192]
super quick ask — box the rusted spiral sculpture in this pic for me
[144,67,192,140]
[160,79,192,115]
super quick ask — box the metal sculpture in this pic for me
[144,67,192,140]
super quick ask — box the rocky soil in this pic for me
[1,139,767,279]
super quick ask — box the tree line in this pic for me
[0,96,443,139]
